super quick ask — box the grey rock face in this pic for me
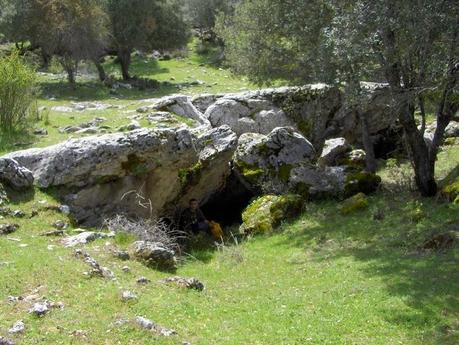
[318,137,350,167]
[0,158,34,190]
[160,276,204,291]
[8,320,25,334]
[131,241,177,270]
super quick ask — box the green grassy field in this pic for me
[0,42,458,345]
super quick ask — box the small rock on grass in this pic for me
[53,220,68,230]
[28,302,49,317]
[40,230,65,237]
[0,224,19,235]
[134,316,177,337]
[8,320,25,334]
[121,290,137,301]
[121,266,130,273]
[160,277,204,291]
[137,277,151,285]
[0,336,15,345]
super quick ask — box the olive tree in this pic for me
[107,0,190,80]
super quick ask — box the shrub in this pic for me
[0,52,37,133]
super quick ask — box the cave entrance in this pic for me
[201,171,256,226]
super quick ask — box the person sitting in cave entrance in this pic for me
[180,198,210,235]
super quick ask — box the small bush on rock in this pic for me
[240,194,304,234]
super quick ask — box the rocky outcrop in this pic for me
[130,241,177,271]
[4,126,236,225]
[0,158,34,190]
[318,137,350,167]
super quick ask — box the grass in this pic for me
[0,145,458,344]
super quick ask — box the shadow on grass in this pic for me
[278,193,459,344]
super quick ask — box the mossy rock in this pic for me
[178,161,204,189]
[443,137,458,146]
[340,193,369,215]
[240,194,304,234]
[344,171,381,197]
[442,177,459,202]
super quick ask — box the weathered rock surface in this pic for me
[0,336,15,345]
[61,231,114,247]
[0,158,34,190]
[4,126,238,225]
[0,223,19,235]
[75,249,114,279]
[318,137,350,167]
[8,320,25,334]
[160,276,205,291]
[130,241,177,270]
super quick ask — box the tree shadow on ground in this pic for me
[277,194,459,344]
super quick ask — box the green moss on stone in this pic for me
[340,192,369,215]
[240,194,304,234]
[278,164,293,183]
[178,161,204,188]
[442,177,459,202]
[344,171,381,197]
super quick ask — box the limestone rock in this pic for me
[8,320,25,334]
[0,336,15,345]
[62,231,114,247]
[75,249,114,279]
[234,127,316,192]
[0,158,34,190]
[0,223,19,235]
[29,302,49,317]
[160,276,204,291]
[318,137,350,167]
[121,290,137,301]
[130,241,177,270]
[0,183,8,205]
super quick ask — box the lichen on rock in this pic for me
[240,194,304,234]
[340,192,369,215]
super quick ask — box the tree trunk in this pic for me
[358,110,377,173]
[60,56,77,88]
[398,97,437,196]
[93,59,107,82]
[118,49,132,80]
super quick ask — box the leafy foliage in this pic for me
[0,52,36,133]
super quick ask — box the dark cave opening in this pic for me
[201,171,256,226]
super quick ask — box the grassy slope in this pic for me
[1,42,458,344]
[0,147,458,345]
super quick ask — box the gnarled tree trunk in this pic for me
[118,49,132,81]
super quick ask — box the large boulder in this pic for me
[234,127,316,189]
[0,158,34,190]
[3,126,237,225]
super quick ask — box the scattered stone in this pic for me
[0,183,8,205]
[7,295,22,302]
[134,316,177,337]
[33,128,48,136]
[53,220,68,230]
[130,241,177,271]
[75,127,99,135]
[29,302,49,317]
[136,277,151,285]
[70,330,88,338]
[8,320,25,334]
[160,277,204,291]
[0,158,34,190]
[62,231,114,247]
[135,316,154,330]
[0,207,11,216]
[121,290,137,301]
[40,230,65,237]
[0,223,19,235]
[113,250,130,261]
[0,336,15,345]
[12,210,25,218]
[121,266,130,273]
[75,249,114,279]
